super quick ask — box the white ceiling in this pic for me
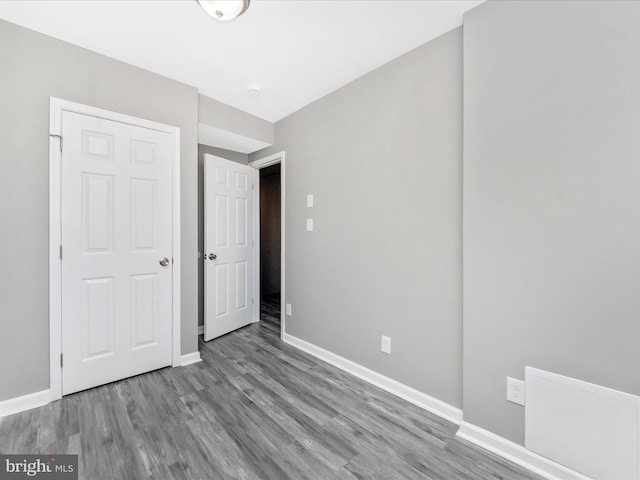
[0,0,482,123]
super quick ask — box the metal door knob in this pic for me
[208,253,217,260]
[159,257,170,266]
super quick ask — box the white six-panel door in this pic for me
[61,111,173,395]
[204,154,255,341]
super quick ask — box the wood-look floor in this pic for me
[0,321,543,480]
[260,292,281,326]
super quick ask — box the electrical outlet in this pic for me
[381,335,391,355]
[507,377,525,406]
[306,218,314,231]
[285,303,292,316]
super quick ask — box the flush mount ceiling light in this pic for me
[197,0,250,22]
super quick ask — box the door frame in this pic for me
[49,97,182,401]
[249,151,286,340]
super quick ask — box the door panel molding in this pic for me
[49,97,181,401]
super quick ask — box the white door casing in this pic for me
[49,98,181,400]
[204,154,255,341]
[249,152,286,341]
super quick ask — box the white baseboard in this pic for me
[180,351,202,367]
[456,422,591,480]
[282,333,463,425]
[0,390,51,418]
[198,325,204,336]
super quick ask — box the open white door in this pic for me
[61,111,174,395]
[204,154,255,341]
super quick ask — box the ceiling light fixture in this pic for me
[197,0,250,22]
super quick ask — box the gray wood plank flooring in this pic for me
[260,293,281,326]
[0,321,543,480]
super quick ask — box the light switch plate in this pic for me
[306,194,314,208]
[306,218,314,231]
[381,335,391,355]
[286,303,292,316]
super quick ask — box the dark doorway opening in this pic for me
[259,163,281,329]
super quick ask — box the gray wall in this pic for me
[0,19,199,401]
[252,29,463,407]
[199,94,274,145]
[197,145,249,328]
[463,0,640,445]
[260,165,281,296]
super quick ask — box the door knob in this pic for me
[159,257,170,266]
[208,253,217,260]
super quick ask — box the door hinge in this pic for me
[50,134,63,152]
[60,353,63,368]
[59,245,63,260]
[252,184,254,190]
[252,298,254,305]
